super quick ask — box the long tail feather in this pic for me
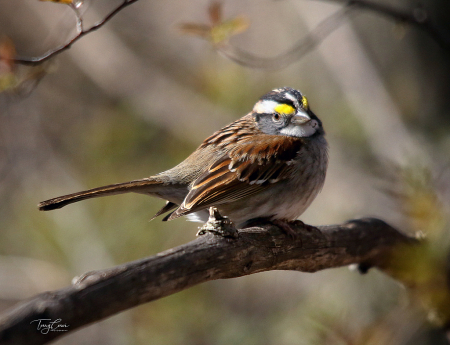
[38,178,160,211]
[150,201,177,221]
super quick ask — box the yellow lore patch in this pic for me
[274,104,295,115]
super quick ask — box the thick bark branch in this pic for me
[0,218,416,344]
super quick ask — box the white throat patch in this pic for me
[280,119,318,138]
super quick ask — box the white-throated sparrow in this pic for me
[39,87,328,228]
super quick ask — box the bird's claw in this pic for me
[197,207,238,238]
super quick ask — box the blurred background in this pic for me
[1,0,450,344]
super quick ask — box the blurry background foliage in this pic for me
[0,0,450,344]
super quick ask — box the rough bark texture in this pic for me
[0,218,417,344]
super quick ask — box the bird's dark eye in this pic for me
[272,113,281,122]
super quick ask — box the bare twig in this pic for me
[7,0,450,70]
[217,0,449,69]
[325,0,450,48]
[13,0,140,66]
[217,6,351,69]
[0,218,418,345]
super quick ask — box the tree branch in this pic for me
[13,0,140,66]
[9,0,450,69]
[0,218,417,345]
[217,6,351,69]
[331,0,450,49]
[218,0,449,69]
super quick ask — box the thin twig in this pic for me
[325,0,450,48]
[8,0,450,69]
[218,0,449,69]
[13,0,140,66]
[217,6,351,69]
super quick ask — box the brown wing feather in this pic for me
[168,129,305,220]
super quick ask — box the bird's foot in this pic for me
[272,219,319,239]
[197,207,238,239]
[272,219,300,239]
[291,219,320,232]
[243,218,313,239]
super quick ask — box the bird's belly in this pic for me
[216,176,323,227]
[185,183,317,227]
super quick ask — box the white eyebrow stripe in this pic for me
[284,92,300,109]
[253,100,279,114]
